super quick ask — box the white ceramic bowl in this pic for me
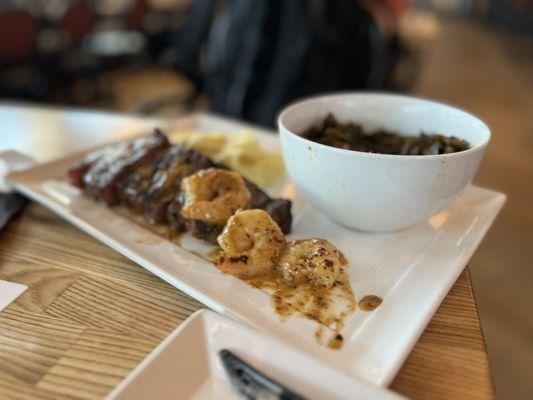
[278,93,490,232]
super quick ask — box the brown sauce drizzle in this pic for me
[328,333,344,350]
[246,266,356,350]
[359,295,382,311]
[91,206,359,350]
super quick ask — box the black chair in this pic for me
[176,0,389,127]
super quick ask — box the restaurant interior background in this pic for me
[0,0,531,398]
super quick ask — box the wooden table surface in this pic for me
[0,105,495,399]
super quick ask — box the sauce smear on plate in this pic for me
[246,265,356,349]
[359,295,383,311]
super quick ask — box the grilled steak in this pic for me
[117,161,163,211]
[187,220,223,244]
[69,130,169,205]
[246,181,292,234]
[68,147,110,188]
[68,129,292,244]
[142,146,219,224]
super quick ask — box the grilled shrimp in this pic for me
[215,209,285,277]
[279,238,347,288]
[180,168,251,225]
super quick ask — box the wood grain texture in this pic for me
[0,204,494,399]
[412,19,533,400]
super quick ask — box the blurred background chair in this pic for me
[1,1,531,126]
[0,0,430,126]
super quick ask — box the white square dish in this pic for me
[8,113,505,386]
[107,309,405,400]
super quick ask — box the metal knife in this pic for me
[219,349,306,400]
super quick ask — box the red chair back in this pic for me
[128,0,149,29]
[60,0,96,42]
[0,11,38,59]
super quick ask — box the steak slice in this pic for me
[187,220,222,244]
[68,147,110,188]
[117,159,164,211]
[246,180,292,234]
[142,146,219,224]
[167,194,225,244]
[73,130,169,205]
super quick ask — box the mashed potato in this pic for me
[168,130,285,188]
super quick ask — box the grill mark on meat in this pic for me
[68,146,114,188]
[117,155,166,210]
[70,129,170,206]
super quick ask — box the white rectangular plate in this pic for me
[8,113,505,386]
[108,309,405,400]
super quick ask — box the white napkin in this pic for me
[0,280,27,312]
[0,150,35,193]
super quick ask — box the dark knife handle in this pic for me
[0,193,27,232]
[219,349,306,400]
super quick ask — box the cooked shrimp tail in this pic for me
[215,209,285,277]
[279,238,347,288]
[180,168,251,225]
